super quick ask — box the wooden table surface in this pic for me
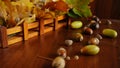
[0,19,120,68]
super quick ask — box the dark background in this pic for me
[90,0,120,19]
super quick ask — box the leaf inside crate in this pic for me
[0,0,35,27]
[43,0,69,12]
[4,0,18,27]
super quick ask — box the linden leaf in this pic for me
[67,9,79,18]
[66,0,92,18]
[72,8,82,17]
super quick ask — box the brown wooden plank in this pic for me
[7,26,22,35]
[28,31,38,38]
[44,18,54,25]
[53,17,58,30]
[8,36,22,45]
[39,19,44,35]
[44,26,53,33]
[23,22,28,40]
[57,15,66,21]
[28,22,39,29]
[0,26,8,48]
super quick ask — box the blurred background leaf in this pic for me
[65,0,92,18]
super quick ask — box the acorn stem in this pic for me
[37,56,53,61]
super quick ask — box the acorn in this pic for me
[80,45,100,55]
[88,37,100,45]
[89,23,100,30]
[66,56,71,60]
[57,47,67,58]
[71,33,83,42]
[71,21,83,29]
[102,29,117,38]
[65,40,73,46]
[98,20,101,24]
[92,15,100,22]
[74,55,79,60]
[90,20,96,24]
[96,34,103,40]
[52,56,65,68]
[83,27,93,35]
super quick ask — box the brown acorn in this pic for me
[89,23,100,30]
[92,15,100,22]
[83,27,93,35]
[96,34,103,40]
[57,47,67,58]
[88,38,100,45]
[71,33,83,42]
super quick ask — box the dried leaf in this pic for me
[42,2,56,11]
[43,0,69,12]
[4,0,17,27]
[54,0,69,12]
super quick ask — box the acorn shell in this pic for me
[52,56,65,68]
[88,38,100,45]
[57,47,67,58]
[71,33,84,42]
[80,45,100,55]
[65,40,73,46]
[83,27,93,35]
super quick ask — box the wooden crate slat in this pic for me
[44,27,53,33]
[7,26,22,35]
[0,26,8,48]
[58,22,66,28]
[23,22,28,40]
[39,19,44,35]
[54,15,67,30]
[8,36,23,45]
[0,15,68,48]
[57,15,66,21]
[28,22,39,29]
[28,31,38,38]
[44,18,54,25]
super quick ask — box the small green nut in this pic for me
[102,29,117,38]
[80,45,100,55]
[71,21,83,29]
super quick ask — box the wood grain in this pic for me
[0,19,120,68]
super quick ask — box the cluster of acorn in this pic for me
[69,16,102,54]
[52,47,80,68]
[52,16,102,68]
[83,15,101,35]
[52,16,118,68]
[80,16,102,56]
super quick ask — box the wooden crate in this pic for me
[0,25,22,48]
[0,15,68,48]
[39,15,68,34]
[54,15,68,30]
